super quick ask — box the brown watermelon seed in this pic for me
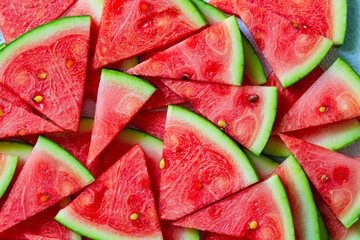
[249,221,258,230]
[37,72,47,80]
[182,74,190,80]
[319,106,327,113]
[18,129,27,136]
[130,213,139,220]
[248,94,259,103]
[321,175,328,182]
[291,21,299,28]
[159,158,165,169]
[66,59,74,68]
[217,120,228,128]
[0,109,3,117]
[32,95,44,103]
[40,194,50,202]
[141,3,149,10]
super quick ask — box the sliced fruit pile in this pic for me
[0,0,359,239]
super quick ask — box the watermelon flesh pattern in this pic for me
[131,111,167,140]
[0,84,32,111]
[280,134,360,228]
[0,0,76,43]
[56,145,163,239]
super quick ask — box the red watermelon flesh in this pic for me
[274,58,360,134]
[203,232,239,240]
[0,97,63,139]
[0,0,76,43]
[163,79,277,155]
[0,136,94,232]
[159,105,258,220]
[86,70,156,164]
[131,110,167,140]
[126,16,244,85]
[0,84,31,111]
[280,134,360,228]
[0,199,79,240]
[265,66,323,124]
[209,0,332,87]
[55,145,163,240]
[92,0,206,69]
[0,17,91,131]
[173,175,294,239]
[141,77,186,111]
[22,235,65,240]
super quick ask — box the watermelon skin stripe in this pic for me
[0,154,18,199]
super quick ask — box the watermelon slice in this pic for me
[0,0,76,43]
[131,110,167,140]
[141,77,186,111]
[190,0,267,85]
[264,118,360,157]
[0,136,94,232]
[243,149,279,178]
[0,198,80,240]
[159,105,258,220]
[126,16,244,85]
[163,80,277,155]
[203,232,238,240]
[280,134,360,228]
[55,145,163,240]
[0,16,91,131]
[174,175,294,239]
[274,58,360,133]
[209,0,333,87]
[86,69,156,165]
[92,0,207,69]
[0,153,18,199]
[0,84,31,111]
[0,97,63,138]
[161,226,199,240]
[22,235,66,240]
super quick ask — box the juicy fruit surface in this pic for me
[0,17,91,131]
[159,105,258,220]
[0,97,62,138]
[275,58,360,133]
[0,84,31,111]
[281,134,360,228]
[131,110,167,140]
[55,146,163,240]
[0,0,75,43]
[210,0,332,87]
[93,0,206,68]
[0,137,94,232]
[164,80,277,154]
[174,175,294,240]
[127,16,243,85]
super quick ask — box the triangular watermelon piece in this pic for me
[92,0,207,69]
[0,153,18,199]
[209,0,333,87]
[174,175,294,239]
[0,198,80,240]
[55,145,163,239]
[131,110,167,140]
[280,134,360,228]
[0,136,94,232]
[274,58,360,134]
[159,105,258,220]
[0,17,91,131]
[0,84,31,111]
[0,97,63,138]
[163,80,277,155]
[0,0,76,43]
[126,16,244,85]
[86,70,156,164]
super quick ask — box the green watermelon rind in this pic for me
[0,43,5,51]
[77,117,95,132]
[117,57,140,71]
[101,69,157,97]
[283,155,321,239]
[170,0,208,27]
[316,207,330,240]
[116,127,163,150]
[168,105,259,183]
[265,174,295,240]
[243,148,279,177]
[0,16,91,67]
[36,136,94,184]
[0,141,33,162]
[279,38,333,88]
[0,154,18,199]
[331,0,347,46]
[190,0,227,25]
[263,135,291,157]
[251,86,277,155]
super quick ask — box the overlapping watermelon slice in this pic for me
[280,134,360,228]
[86,70,156,167]
[0,136,94,232]
[126,16,244,85]
[0,0,76,43]
[0,16,91,131]
[163,80,277,155]
[174,175,295,239]
[0,97,63,138]
[55,145,163,240]
[159,105,258,220]
[161,226,199,240]
[131,110,167,140]
[274,58,360,133]
[93,0,207,69]
[0,84,31,111]
[0,153,18,199]
[209,0,333,87]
